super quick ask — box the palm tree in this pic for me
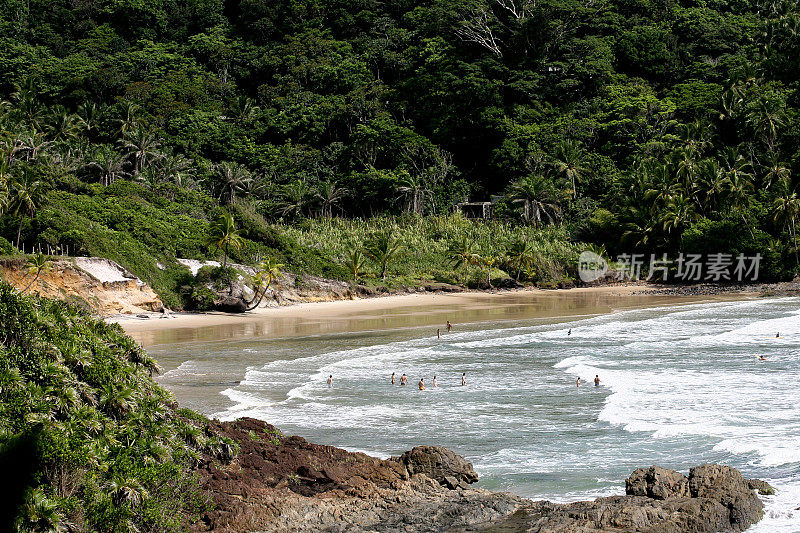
[746,96,785,151]
[697,159,726,213]
[552,140,586,199]
[279,180,312,219]
[9,173,43,248]
[448,236,480,284]
[761,153,791,190]
[244,257,284,311]
[506,238,532,281]
[344,247,365,281]
[87,148,128,186]
[395,172,431,215]
[115,101,140,136]
[120,127,161,174]
[721,148,755,237]
[364,231,402,280]
[660,194,698,237]
[230,95,259,125]
[507,174,563,225]
[22,252,51,292]
[314,181,349,218]
[772,185,800,266]
[157,152,194,187]
[207,211,243,271]
[214,161,252,205]
[46,105,83,142]
[76,102,105,137]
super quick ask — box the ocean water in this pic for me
[153,298,800,531]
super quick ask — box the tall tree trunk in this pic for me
[16,218,23,249]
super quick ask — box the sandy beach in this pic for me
[113,284,759,346]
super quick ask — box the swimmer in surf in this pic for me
[758,355,767,361]
[437,328,441,339]
[391,372,396,385]
[447,321,452,332]
[462,372,467,386]
[594,375,600,387]
[400,373,408,386]
[327,375,332,388]
[568,328,571,336]
[433,375,438,387]
[418,378,425,390]
[576,377,581,387]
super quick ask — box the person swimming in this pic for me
[576,377,581,387]
[400,373,408,386]
[327,375,333,388]
[447,321,452,332]
[759,355,767,361]
[568,328,571,336]
[594,375,600,387]
[391,372,396,385]
[461,372,467,386]
[418,378,425,390]
[433,375,438,387]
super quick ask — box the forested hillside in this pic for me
[1,0,799,299]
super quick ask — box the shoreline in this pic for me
[112,281,791,345]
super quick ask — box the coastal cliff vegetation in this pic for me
[1,0,800,307]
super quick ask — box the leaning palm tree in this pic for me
[507,174,563,225]
[214,161,252,205]
[22,252,51,292]
[207,211,243,271]
[363,231,402,280]
[448,236,480,284]
[551,140,586,199]
[9,173,44,248]
[245,257,284,311]
[314,181,349,218]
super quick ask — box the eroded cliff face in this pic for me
[0,258,162,316]
[192,418,769,533]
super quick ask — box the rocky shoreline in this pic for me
[193,418,770,532]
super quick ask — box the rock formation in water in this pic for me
[192,418,769,532]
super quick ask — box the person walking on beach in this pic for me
[391,372,396,385]
[433,375,438,388]
[327,375,333,388]
[400,373,408,386]
[594,375,600,387]
[461,372,467,386]
[576,377,581,387]
[447,321,452,332]
[418,378,426,390]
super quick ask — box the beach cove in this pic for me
[117,287,800,531]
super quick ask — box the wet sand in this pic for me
[115,285,757,347]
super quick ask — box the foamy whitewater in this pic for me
[157,298,800,531]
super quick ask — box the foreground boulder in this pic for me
[398,446,479,489]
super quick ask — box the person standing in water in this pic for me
[594,375,600,387]
[576,377,581,387]
[461,372,467,386]
[391,372,396,385]
[418,378,426,390]
[400,373,408,386]
[776,332,780,338]
[447,321,452,332]
[433,375,438,388]
[327,375,333,388]
[568,328,571,336]
[437,328,441,339]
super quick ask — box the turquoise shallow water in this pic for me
[151,298,800,531]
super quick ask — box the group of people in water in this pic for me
[389,371,468,390]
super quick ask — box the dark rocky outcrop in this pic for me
[191,418,767,533]
[469,463,765,533]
